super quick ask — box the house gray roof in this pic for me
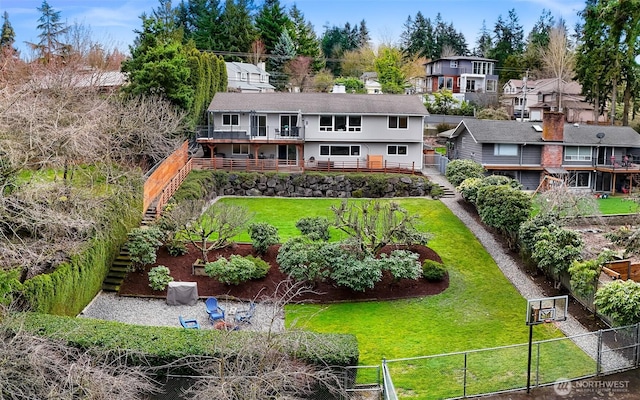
[207,92,428,116]
[425,56,497,65]
[443,119,640,147]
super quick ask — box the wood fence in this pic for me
[143,141,191,216]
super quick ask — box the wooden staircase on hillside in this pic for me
[102,203,159,292]
[102,245,132,292]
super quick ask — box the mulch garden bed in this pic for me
[118,243,449,303]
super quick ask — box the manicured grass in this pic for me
[215,197,595,398]
[596,195,639,214]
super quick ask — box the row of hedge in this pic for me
[19,186,142,316]
[17,312,359,368]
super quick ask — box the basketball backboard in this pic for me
[526,295,568,326]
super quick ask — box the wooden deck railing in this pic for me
[191,157,418,175]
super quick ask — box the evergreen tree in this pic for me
[28,0,69,62]
[526,9,555,50]
[1,11,15,50]
[357,19,370,47]
[321,22,361,75]
[473,20,492,57]
[219,0,257,57]
[289,4,323,71]
[270,29,296,90]
[255,0,291,54]
[433,13,468,58]
[488,9,524,68]
[123,16,194,115]
[400,12,436,60]
[179,0,224,50]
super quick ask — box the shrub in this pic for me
[295,217,331,241]
[204,255,256,285]
[245,255,270,279]
[128,227,164,270]
[422,259,447,281]
[594,280,640,326]
[518,212,559,255]
[476,185,531,249]
[276,237,331,283]
[379,250,422,281]
[248,222,280,254]
[148,265,173,291]
[165,239,188,257]
[457,177,483,203]
[531,226,583,279]
[329,253,383,292]
[445,159,485,187]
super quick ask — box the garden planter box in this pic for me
[192,261,207,276]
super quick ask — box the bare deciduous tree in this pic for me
[0,317,159,399]
[539,25,575,111]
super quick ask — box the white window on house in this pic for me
[236,72,242,80]
[348,116,362,131]
[456,77,460,87]
[438,77,445,89]
[569,171,591,188]
[388,116,408,129]
[565,146,592,161]
[472,61,494,75]
[241,72,247,81]
[320,115,333,131]
[445,77,453,90]
[335,115,347,131]
[466,79,476,92]
[494,144,518,156]
[486,79,497,92]
[232,144,249,155]
[450,60,458,68]
[319,145,360,156]
[387,145,408,155]
[222,114,239,126]
[260,74,266,82]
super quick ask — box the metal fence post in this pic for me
[463,352,468,398]
[636,323,640,368]
[596,329,603,376]
[536,342,541,387]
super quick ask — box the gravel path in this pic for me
[423,167,629,370]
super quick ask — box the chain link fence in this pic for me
[382,323,640,399]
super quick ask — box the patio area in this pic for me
[78,292,285,332]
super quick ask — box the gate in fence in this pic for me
[380,323,640,399]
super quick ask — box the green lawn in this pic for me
[214,197,595,398]
[596,195,640,214]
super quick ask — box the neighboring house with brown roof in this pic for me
[502,78,606,123]
[439,112,640,193]
[196,92,427,171]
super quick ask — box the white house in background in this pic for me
[225,62,275,93]
[502,78,605,123]
[197,92,426,170]
[360,72,383,94]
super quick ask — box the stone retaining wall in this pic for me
[211,172,439,198]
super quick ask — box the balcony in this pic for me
[197,125,305,142]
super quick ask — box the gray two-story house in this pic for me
[441,112,640,193]
[425,56,499,103]
[197,92,427,172]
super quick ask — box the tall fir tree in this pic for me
[178,0,224,50]
[1,11,16,50]
[288,4,323,71]
[488,8,524,68]
[400,12,436,60]
[28,0,69,62]
[255,0,291,54]
[473,20,492,57]
[270,29,296,90]
[219,0,257,57]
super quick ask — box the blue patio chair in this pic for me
[179,315,200,329]
[205,297,225,323]
[235,301,256,324]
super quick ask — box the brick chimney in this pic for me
[540,111,565,168]
[542,111,564,142]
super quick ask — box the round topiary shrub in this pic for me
[422,259,447,281]
[148,265,173,291]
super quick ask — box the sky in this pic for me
[2,0,585,58]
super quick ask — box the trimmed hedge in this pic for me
[20,185,142,316]
[17,312,359,367]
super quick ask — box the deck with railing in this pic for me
[191,157,419,174]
